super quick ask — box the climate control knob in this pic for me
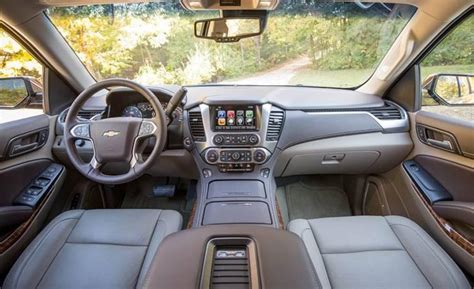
[206,150,219,163]
[254,149,267,163]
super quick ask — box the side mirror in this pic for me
[195,17,263,43]
[424,73,474,106]
[0,78,29,108]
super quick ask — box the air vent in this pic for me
[78,110,103,120]
[59,108,103,123]
[211,248,249,289]
[368,103,402,120]
[188,111,206,142]
[266,110,285,141]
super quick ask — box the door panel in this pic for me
[0,114,67,280]
[401,111,474,274]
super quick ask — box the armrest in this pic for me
[433,201,474,227]
[0,206,33,230]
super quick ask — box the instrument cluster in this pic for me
[122,102,183,120]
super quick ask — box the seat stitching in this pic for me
[64,242,148,247]
[135,210,165,289]
[306,222,332,289]
[35,214,83,289]
[137,214,168,285]
[389,222,459,289]
[11,215,83,289]
[384,219,433,288]
[321,248,404,255]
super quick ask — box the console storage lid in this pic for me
[142,225,321,289]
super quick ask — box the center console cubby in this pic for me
[202,201,272,225]
[207,180,266,199]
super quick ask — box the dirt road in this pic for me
[221,56,311,85]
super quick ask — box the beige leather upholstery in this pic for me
[3,209,182,289]
[288,216,470,289]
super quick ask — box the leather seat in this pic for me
[288,215,470,289]
[3,209,182,289]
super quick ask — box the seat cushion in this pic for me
[4,209,182,289]
[288,215,470,289]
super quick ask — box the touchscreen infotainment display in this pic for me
[213,105,257,131]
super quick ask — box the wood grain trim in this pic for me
[275,198,285,230]
[187,202,197,229]
[411,184,474,255]
[0,195,45,254]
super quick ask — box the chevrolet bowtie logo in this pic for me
[103,130,120,137]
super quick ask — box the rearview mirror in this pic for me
[195,17,263,43]
[0,78,29,108]
[423,73,474,106]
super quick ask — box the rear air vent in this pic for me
[188,111,206,142]
[368,103,402,120]
[211,247,250,289]
[266,110,285,141]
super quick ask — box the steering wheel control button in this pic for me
[71,124,90,138]
[139,121,156,136]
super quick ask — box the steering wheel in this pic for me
[64,79,167,185]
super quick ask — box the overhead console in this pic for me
[180,0,279,10]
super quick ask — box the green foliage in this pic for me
[45,3,469,86]
[422,16,473,67]
[0,29,42,78]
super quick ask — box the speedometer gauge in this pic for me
[122,106,142,118]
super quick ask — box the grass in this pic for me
[289,64,473,88]
[289,68,372,88]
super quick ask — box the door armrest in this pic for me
[433,201,474,227]
[0,206,33,231]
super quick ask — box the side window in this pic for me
[420,15,473,121]
[0,27,44,116]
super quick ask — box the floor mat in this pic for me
[121,178,194,229]
[281,176,352,222]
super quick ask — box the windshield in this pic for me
[49,2,416,88]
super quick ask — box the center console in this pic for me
[185,103,285,228]
[142,225,320,289]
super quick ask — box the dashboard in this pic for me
[60,85,411,179]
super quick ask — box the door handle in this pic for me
[12,142,39,155]
[416,124,459,154]
[426,138,453,151]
